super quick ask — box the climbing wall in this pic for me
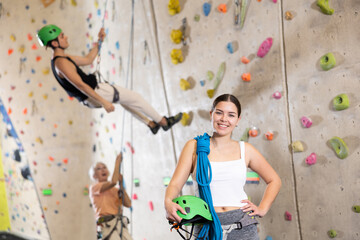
[0,0,359,240]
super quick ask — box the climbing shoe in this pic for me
[149,122,161,135]
[162,113,183,131]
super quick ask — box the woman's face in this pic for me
[93,163,109,182]
[210,101,240,135]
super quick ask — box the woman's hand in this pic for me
[240,199,267,217]
[98,28,106,42]
[103,101,115,113]
[165,199,187,223]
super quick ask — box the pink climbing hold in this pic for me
[272,91,282,99]
[132,193,138,200]
[285,211,292,221]
[126,142,135,154]
[257,38,273,58]
[306,153,317,165]
[273,0,277,3]
[149,201,154,211]
[301,116,312,128]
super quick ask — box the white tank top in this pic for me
[192,141,248,207]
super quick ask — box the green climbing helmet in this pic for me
[37,24,62,46]
[173,195,213,225]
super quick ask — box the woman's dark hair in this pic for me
[211,94,241,117]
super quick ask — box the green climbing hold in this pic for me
[42,189,53,196]
[240,127,250,142]
[194,14,200,22]
[207,71,214,81]
[329,136,348,159]
[352,205,360,213]
[320,52,336,71]
[317,0,334,15]
[328,229,337,238]
[333,94,349,111]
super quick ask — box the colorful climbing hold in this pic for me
[285,11,294,20]
[273,91,282,99]
[241,56,250,64]
[227,42,234,54]
[301,116,312,128]
[179,78,191,91]
[249,127,259,137]
[168,0,181,15]
[42,189,52,196]
[317,0,334,15]
[265,131,274,141]
[240,127,250,142]
[180,112,190,126]
[352,205,360,213]
[194,14,200,22]
[328,229,337,238]
[207,62,226,98]
[291,141,304,152]
[329,136,348,159]
[134,178,140,187]
[217,4,227,13]
[332,93,349,111]
[132,193,138,200]
[242,73,251,82]
[306,153,317,165]
[203,2,211,16]
[170,29,183,44]
[148,201,154,211]
[257,38,273,58]
[170,49,183,64]
[285,211,292,221]
[320,52,336,71]
[207,71,214,81]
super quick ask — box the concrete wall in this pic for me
[0,0,359,239]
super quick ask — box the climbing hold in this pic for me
[306,153,317,165]
[10,34,16,42]
[240,127,250,142]
[8,49,14,55]
[19,45,25,54]
[257,38,273,58]
[170,49,183,64]
[320,52,336,71]
[207,62,226,98]
[285,211,292,221]
[180,112,190,126]
[170,29,183,44]
[241,56,250,64]
[163,177,171,186]
[42,67,50,75]
[234,0,250,28]
[200,80,206,86]
[329,136,348,159]
[42,189,52,196]
[132,193,138,200]
[242,73,251,82]
[301,116,312,128]
[149,201,154,211]
[328,229,337,238]
[168,0,181,15]
[227,42,234,54]
[203,2,211,16]
[134,178,140,187]
[180,79,190,90]
[265,236,273,240]
[249,127,259,137]
[207,71,214,81]
[194,14,200,22]
[352,205,360,213]
[126,142,135,154]
[291,141,304,152]
[36,137,43,144]
[217,4,227,13]
[332,93,349,111]
[265,131,274,141]
[317,0,334,15]
[285,11,294,20]
[83,186,89,195]
[273,91,282,99]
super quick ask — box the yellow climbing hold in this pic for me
[180,78,190,90]
[207,89,215,98]
[28,92,33,97]
[168,0,181,16]
[19,45,25,54]
[36,137,43,144]
[291,141,304,152]
[180,112,190,126]
[42,67,50,75]
[170,49,183,64]
[171,29,183,44]
[43,94,48,100]
[10,34,16,42]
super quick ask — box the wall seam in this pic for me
[279,1,303,239]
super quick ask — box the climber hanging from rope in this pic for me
[36,24,182,135]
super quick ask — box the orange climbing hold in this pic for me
[242,73,251,82]
[241,56,250,64]
[217,4,227,13]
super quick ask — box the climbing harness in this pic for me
[97,214,130,240]
[220,213,258,240]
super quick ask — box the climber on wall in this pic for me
[89,153,133,240]
[37,24,182,135]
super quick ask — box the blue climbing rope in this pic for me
[194,133,223,240]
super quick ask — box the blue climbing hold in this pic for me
[227,42,234,54]
[203,2,211,16]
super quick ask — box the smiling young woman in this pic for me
[165,94,281,240]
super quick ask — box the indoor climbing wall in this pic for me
[0,0,359,240]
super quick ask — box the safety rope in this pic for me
[194,133,223,240]
[95,0,109,82]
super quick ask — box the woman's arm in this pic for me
[99,153,122,193]
[165,139,196,223]
[241,143,282,217]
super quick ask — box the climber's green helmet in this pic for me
[37,24,62,47]
[173,195,213,225]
